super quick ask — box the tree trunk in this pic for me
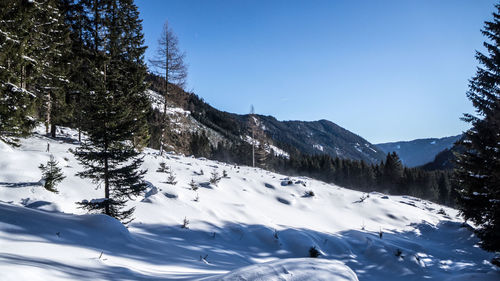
[46,92,51,135]
[104,155,110,215]
[50,123,56,138]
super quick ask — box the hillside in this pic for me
[421,141,465,171]
[0,127,498,280]
[147,75,386,164]
[376,135,462,167]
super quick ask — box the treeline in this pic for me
[269,152,457,207]
[186,132,457,207]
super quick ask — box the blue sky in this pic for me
[136,0,496,143]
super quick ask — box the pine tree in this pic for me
[74,0,149,224]
[149,20,187,155]
[455,4,500,252]
[39,154,65,193]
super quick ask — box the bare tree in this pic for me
[250,105,255,167]
[149,21,187,155]
[248,105,268,168]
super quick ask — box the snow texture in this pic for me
[0,126,498,280]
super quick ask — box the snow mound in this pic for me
[208,258,358,281]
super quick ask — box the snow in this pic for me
[244,135,290,158]
[147,89,190,116]
[0,127,498,280]
[206,258,358,281]
[313,144,324,152]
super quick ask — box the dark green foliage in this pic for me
[209,170,221,186]
[395,249,403,258]
[309,246,320,258]
[32,0,71,137]
[0,0,38,145]
[39,155,65,193]
[181,217,189,229]
[156,162,170,173]
[190,131,211,158]
[382,152,403,193]
[266,151,456,206]
[303,190,315,197]
[73,0,149,224]
[189,179,198,191]
[166,170,177,185]
[455,4,500,252]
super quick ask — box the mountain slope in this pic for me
[421,141,465,171]
[256,117,385,163]
[148,75,386,164]
[0,127,497,280]
[376,135,462,167]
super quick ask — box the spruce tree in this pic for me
[0,1,37,146]
[74,0,149,224]
[455,4,500,252]
[39,155,65,193]
[32,0,72,137]
[58,0,92,142]
[382,152,403,193]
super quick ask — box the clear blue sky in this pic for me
[136,0,496,143]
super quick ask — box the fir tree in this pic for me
[74,0,149,224]
[39,155,65,193]
[455,4,500,252]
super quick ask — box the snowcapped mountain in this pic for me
[0,127,497,280]
[376,135,462,167]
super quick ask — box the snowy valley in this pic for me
[0,127,498,281]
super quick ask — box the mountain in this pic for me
[0,126,495,280]
[421,140,465,171]
[376,135,462,167]
[255,118,386,164]
[147,74,386,164]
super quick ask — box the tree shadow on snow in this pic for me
[0,181,41,188]
[0,202,498,280]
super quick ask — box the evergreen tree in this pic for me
[0,1,37,145]
[455,4,500,252]
[32,0,72,137]
[382,152,403,193]
[39,154,65,193]
[74,0,149,224]
[57,0,91,142]
[437,173,451,205]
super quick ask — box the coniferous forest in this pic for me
[0,0,499,274]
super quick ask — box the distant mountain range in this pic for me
[376,135,462,167]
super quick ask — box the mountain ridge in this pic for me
[147,74,386,164]
[376,135,462,167]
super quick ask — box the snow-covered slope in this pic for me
[0,127,498,280]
